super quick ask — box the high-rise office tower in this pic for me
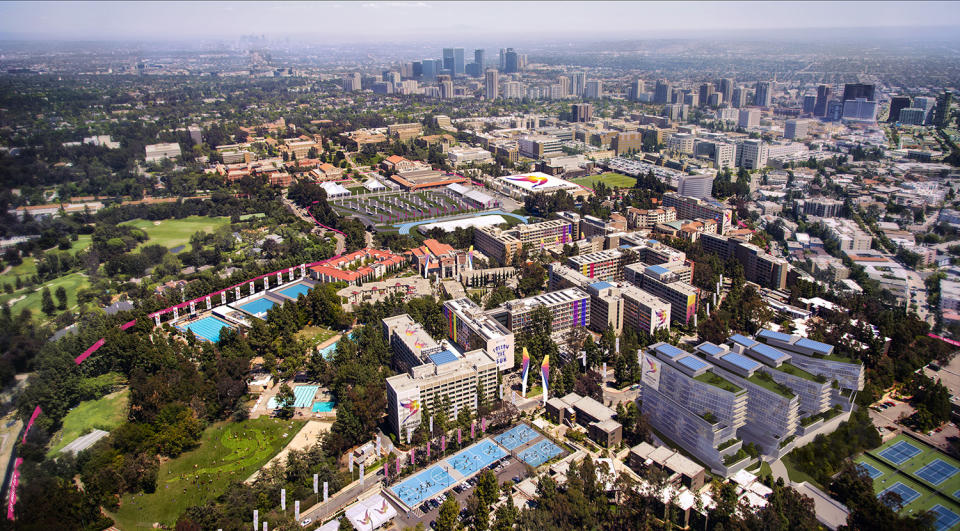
[571,72,586,97]
[731,87,745,108]
[571,103,593,122]
[814,84,831,117]
[438,75,453,99]
[698,83,715,107]
[474,49,484,69]
[499,49,506,71]
[484,69,499,100]
[754,81,772,107]
[629,79,644,101]
[719,78,734,105]
[584,80,603,99]
[557,76,570,98]
[888,96,911,123]
[654,79,672,104]
[454,48,465,75]
[802,94,817,114]
[504,48,519,73]
[935,90,954,127]
[842,83,875,102]
[442,48,455,74]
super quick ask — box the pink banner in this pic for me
[120,320,137,330]
[929,333,960,347]
[74,338,105,365]
[21,406,41,444]
[6,457,22,520]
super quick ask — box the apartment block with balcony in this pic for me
[488,287,590,338]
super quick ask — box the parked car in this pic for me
[300,518,312,527]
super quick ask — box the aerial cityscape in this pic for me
[2,1,960,530]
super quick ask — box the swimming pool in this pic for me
[277,283,312,300]
[517,439,564,467]
[391,465,455,508]
[267,385,320,409]
[446,439,506,477]
[177,316,233,343]
[311,401,336,413]
[319,331,359,359]
[237,297,277,317]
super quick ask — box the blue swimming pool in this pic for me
[391,465,455,508]
[446,439,506,477]
[319,331,360,359]
[312,401,336,413]
[177,316,233,343]
[277,283,312,300]
[267,385,320,409]
[237,297,276,317]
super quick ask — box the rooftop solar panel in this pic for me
[752,343,789,362]
[648,264,669,275]
[654,343,687,359]
[758,329,793,342]
[677,355,709,371]
[795,337,833,354]
[729,334,757,347]
[698,342,725,356]
[722,352,761,372]
[429,350,460,365]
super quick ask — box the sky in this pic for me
[1,1,959,42]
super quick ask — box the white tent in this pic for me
[320,181,351,198]
[364,179,387,191]
[345,494,397,531]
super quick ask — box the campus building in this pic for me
[755,329,865,392]
[662,192,732,234]
[545,392,622,447]
[622,285,672,335]
[627,206,678,229]
[624,263,699,325]
[639,342,748,473]
[701,233,789,290]
[442,297,515,371]
[385,315,498,439]
[474,215,581,265]
[406,238,472,279]
[488,287,590,337]
[495,172,591,200]
[585,281,624,334]
[566,249,628,282]
[309,248,406,285]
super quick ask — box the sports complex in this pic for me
[855,434,960,530]
[384,423,566,512]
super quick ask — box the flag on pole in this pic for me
[541,355,550,406]
[313,474,318,494]
[481,417,486,433]
[521,347,530,398]
[441,435,446,452]
[281,489,286,511]
[458,428,462,445]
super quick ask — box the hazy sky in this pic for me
[1,1,959,42]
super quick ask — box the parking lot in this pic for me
[391,456,531,529]
[868,390,960,453]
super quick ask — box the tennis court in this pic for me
[237,297,277,317]
[446,439,506,477]
[518,440,564,467]
[917,460,960,486]
[494,423,539,451]
[267,385,319,409]
[277,282,313,300]
[879,440,922,465]
[177,316,234,343]
[391,465,456,508]
[929,504,960,531]
[858,461,884,480]
[879,482,921,508]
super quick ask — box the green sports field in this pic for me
[48,387,129,456]
[0,271,90,318]
[120,216,231,251]
[110,417,304,529]
[571,172,637,189]
[856,434,960,529]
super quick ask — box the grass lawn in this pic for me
[48,388,129,456]
[294,325,338,347]
[67,234,93,254]
[109,418,304,529]
[0,256,37,287]
[571,172,637,189]
[782,454,823,489]
[120,216,231,251]
[0,271,90,318]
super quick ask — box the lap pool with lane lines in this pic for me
[176,316,234,343]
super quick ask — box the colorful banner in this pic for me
[74,338,105,365]
[541,355,550,406]
[22,406,41,444]
[6,458,21,519]
[521,347,530,398]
